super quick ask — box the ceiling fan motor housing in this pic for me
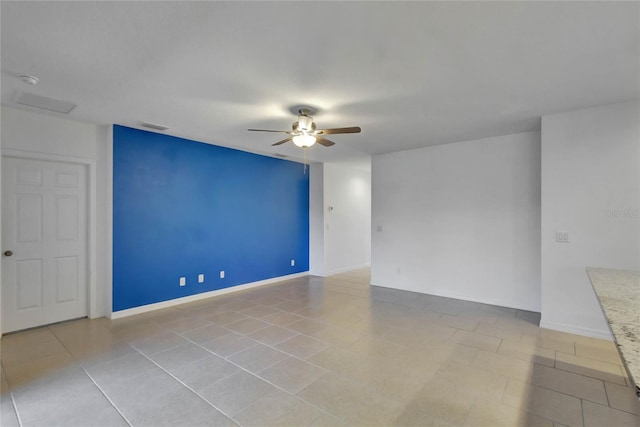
[296,114,315,133]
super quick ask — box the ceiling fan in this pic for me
[248,107,361,148]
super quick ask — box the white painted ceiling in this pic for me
[1,1,638,164]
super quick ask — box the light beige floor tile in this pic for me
[253,296,287,306]
[205,311,249,325]
[0,327,57,348]
[234,389,322,426]
[348,358,439,403]
[0,336,68,367]
[307,346,368,377]
[575,340,624,364]
[181,323,232,344]
[262,311,305,326]
[555,351,627,385]
[239,305,280,319]
[437,314,482,331]
[298,373,402,426]
[433,362,509,402]
[537,333,576,355]
[286,318,329,335]
[502,379,583,426]
[474,322,523,342]
[275,334,330,359]
[319,311,364,327]
[273,300,309,312]
[531,363,608,404]
[121,385,236,427]
[199,370,278,417]
[471,349,534,382]
[9,365,94,405]
[450,329,502,352]
[310,325,367,347]
[227,343,289,373]
[390,404,438,426]
[258,357,327,393]
[224,299,259,312]
[86,353,161,388]
[75,342,136,371]
[98,369,183,408]
[604,381,640,415]
[405,380,475,425]
[296,306,332,319]
[465,398,554,427]
[582,400,640,427]
[200,332,258,357]
[6,270,637,427]
[308,412,350,427]
[498,339,555,367]
[225,317,271,335]
[130,331,190,355]
[346,335,407,359]
[147,342,212,373]
[3,351,76,389]
[164,316,213,333]
[15,381,115,425]
[172,355,239,391]
[248,325,298,346]
[1,396,23,427]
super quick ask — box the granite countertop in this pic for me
[586,267,640,397]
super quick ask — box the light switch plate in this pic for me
[198,274,204,283]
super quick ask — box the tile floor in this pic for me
[1,269,639,426]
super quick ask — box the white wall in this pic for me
[540,101,640,339]
[372,132,541,311]
[0,106,110,330]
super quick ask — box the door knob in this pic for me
[4,250,13,257]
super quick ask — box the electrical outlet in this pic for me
[291,259,295,267]
[179,277,186,286]
[556,231,569,242]
[220,270,225,279]
[198,274,204,283]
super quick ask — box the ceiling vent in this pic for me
[140,122,170,131]
[13,91,76,114]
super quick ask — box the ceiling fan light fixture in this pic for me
[297,114,314,132]
[292,133,316,148]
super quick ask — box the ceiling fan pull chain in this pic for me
[304,147,307,174]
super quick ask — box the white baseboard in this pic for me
[323,263,371,277]
[539,320,613,341]
[110,272,309,319]
[370,281,541,313]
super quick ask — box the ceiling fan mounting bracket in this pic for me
[289,105,318,117]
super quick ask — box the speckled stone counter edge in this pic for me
[586,267,640,398]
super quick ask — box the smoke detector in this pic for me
[20,75,39,86]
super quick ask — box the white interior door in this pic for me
[2,157,88,333]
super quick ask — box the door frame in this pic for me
[1,148,98,333]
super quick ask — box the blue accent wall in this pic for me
[112,125,309,311]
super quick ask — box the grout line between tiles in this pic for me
[46,327,134,427]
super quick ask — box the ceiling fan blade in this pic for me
[317,126,361,135]
[248,129,291,133]
[316,137,335,147]
[272,137,293,146]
